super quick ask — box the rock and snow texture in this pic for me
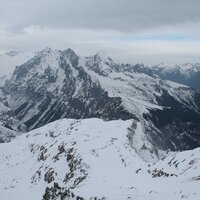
[2,48,200,153]
[0,51,34,87]
[3,48,132,130]
[0,100,25,142]
[82,54,199,115]
[0,50,32,140]
[0,118,200,200]
[150,63,200,91]
[0,48,200,199]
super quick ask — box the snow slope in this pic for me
[0,118,199,200]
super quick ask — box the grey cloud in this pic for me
[1,0,200,33]
[1,0,200,64]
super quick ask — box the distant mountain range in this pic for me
[0,48,200,200]
[151,63,200,91]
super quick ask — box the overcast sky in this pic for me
[1,0,200,64]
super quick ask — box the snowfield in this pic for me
[0,118,200,200]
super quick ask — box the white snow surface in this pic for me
[0,118,200,200]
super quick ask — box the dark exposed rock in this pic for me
[2,48,200,154]
[3,50,134,130]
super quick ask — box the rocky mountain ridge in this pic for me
[0,48,200,200]
[0,48,200,156]
[150,63,200,91]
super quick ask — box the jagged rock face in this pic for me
[0,100,25,142]
[128,63,200,151]
[0,125,19,143]
[0,99,25,128]
[115,62,200,91]
[150,63,200,91]
[142,89,200,151]
[83,55,200,152]
[85,51,115,76]
[0,50,34,87]
[3,48,132,130]
[2,47,200,152]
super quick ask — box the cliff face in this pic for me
[3,48,200,153]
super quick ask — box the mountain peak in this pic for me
[37,47,53,55]
[94,50,112,62]
[84,51,114,76]
[95,50,108,57]
[62,48,77,57]
[43,46,52,52]
[62,48,79,64]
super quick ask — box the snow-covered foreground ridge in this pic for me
[0,118,200,200]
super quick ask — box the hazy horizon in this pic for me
[1,0,200,64]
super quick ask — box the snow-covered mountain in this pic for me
[3,48,130,129]
[0,98,25,142]
[2,48,200,157]
[0,118,199,200]
[0,125,19,143]
[0,47,200,199]
[0,49,28,138]
[150,63,200,91]
[0,50,34,87]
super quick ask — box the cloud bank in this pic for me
[1,0,200,64]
